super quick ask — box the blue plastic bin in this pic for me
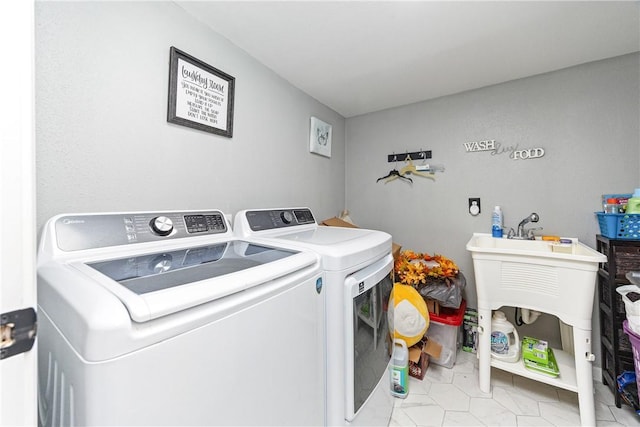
[596,212,640,240]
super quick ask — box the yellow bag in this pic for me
[387,283,430,347]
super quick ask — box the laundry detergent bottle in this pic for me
[390,339,409,398]
[626,188,640,214]
[490,311,520,363]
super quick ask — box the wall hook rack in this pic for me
[387,150,432,163]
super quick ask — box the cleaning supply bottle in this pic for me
[604,198,619,214]
[490,311,520,363]
[492,206,503,238]
[626,189,640,214]
[390,339,409,398]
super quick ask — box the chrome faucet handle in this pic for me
[507,227,516,239]
[527,227,543,239]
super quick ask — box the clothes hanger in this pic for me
[376,154,413,183]
[399,155,435,180]
[376,169,413,184]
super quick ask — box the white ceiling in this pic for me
[178,1,640,118]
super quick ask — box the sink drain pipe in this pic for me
[515,307,542,325]
[521,308,542,324]
[515,307,575,355]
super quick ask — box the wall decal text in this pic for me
[464,140,545,160]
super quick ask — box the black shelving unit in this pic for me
[597,235,640,408]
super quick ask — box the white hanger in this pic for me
[399,157,435,180]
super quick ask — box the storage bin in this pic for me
[596,212,640,240]
[617,285,640,335]
[426,299,466,368]
[622,320,640,398]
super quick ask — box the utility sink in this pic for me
[466,232,606,426]
[466,233,606,326]
[466,233,607,262]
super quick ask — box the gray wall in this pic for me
[35,1,345,233]
[36,2,640,365]
[346,52,640,350]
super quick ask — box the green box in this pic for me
[522,336,549,365]
[524,348,559,378]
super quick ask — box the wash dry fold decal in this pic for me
[463,139,545,160]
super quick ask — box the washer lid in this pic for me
[271,227,391,271]
[72,240,318,322]
[233,208,391,270]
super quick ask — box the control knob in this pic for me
[280,211,294,224]
[150,216,174,236]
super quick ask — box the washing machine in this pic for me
[37,209,325,426]
[234,208,394,426]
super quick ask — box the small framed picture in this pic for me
[309,116,332,158]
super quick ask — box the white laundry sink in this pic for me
[466,233,606,325]
[467,233,605,262]
[466,232,606,426]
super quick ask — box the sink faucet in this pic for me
[508,213,540,239]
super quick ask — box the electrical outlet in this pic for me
[469,198,481,216]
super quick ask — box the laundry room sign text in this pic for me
[463,139,545,160]
[463,139,496,152]
[167,47,235,138]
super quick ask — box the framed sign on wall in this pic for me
[167,46,235,137]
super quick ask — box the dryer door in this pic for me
[343,254,393,421]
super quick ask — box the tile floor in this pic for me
[389,350,639,426]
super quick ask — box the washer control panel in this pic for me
[54,210,228,251]
[245,208,316,232]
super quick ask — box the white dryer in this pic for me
[37,210,325,426]
[234,208,394,426]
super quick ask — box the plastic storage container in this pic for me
[622,320,640,397]
[596,212,640,240]
[617,284,640,335]
[605,198,620,214]
[390,339,408,398]
[490,311,520,362]
[426,299,466,368]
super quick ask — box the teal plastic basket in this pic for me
[596,212,640,240]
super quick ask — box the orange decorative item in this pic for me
[394,250,459,287]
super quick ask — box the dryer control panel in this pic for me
[54,210,228,251]
[244,208,315,231]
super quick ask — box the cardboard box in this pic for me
[321,217,402,259]
[408,337,443,380]
[320,217,359,228]
[425,298,440,315]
